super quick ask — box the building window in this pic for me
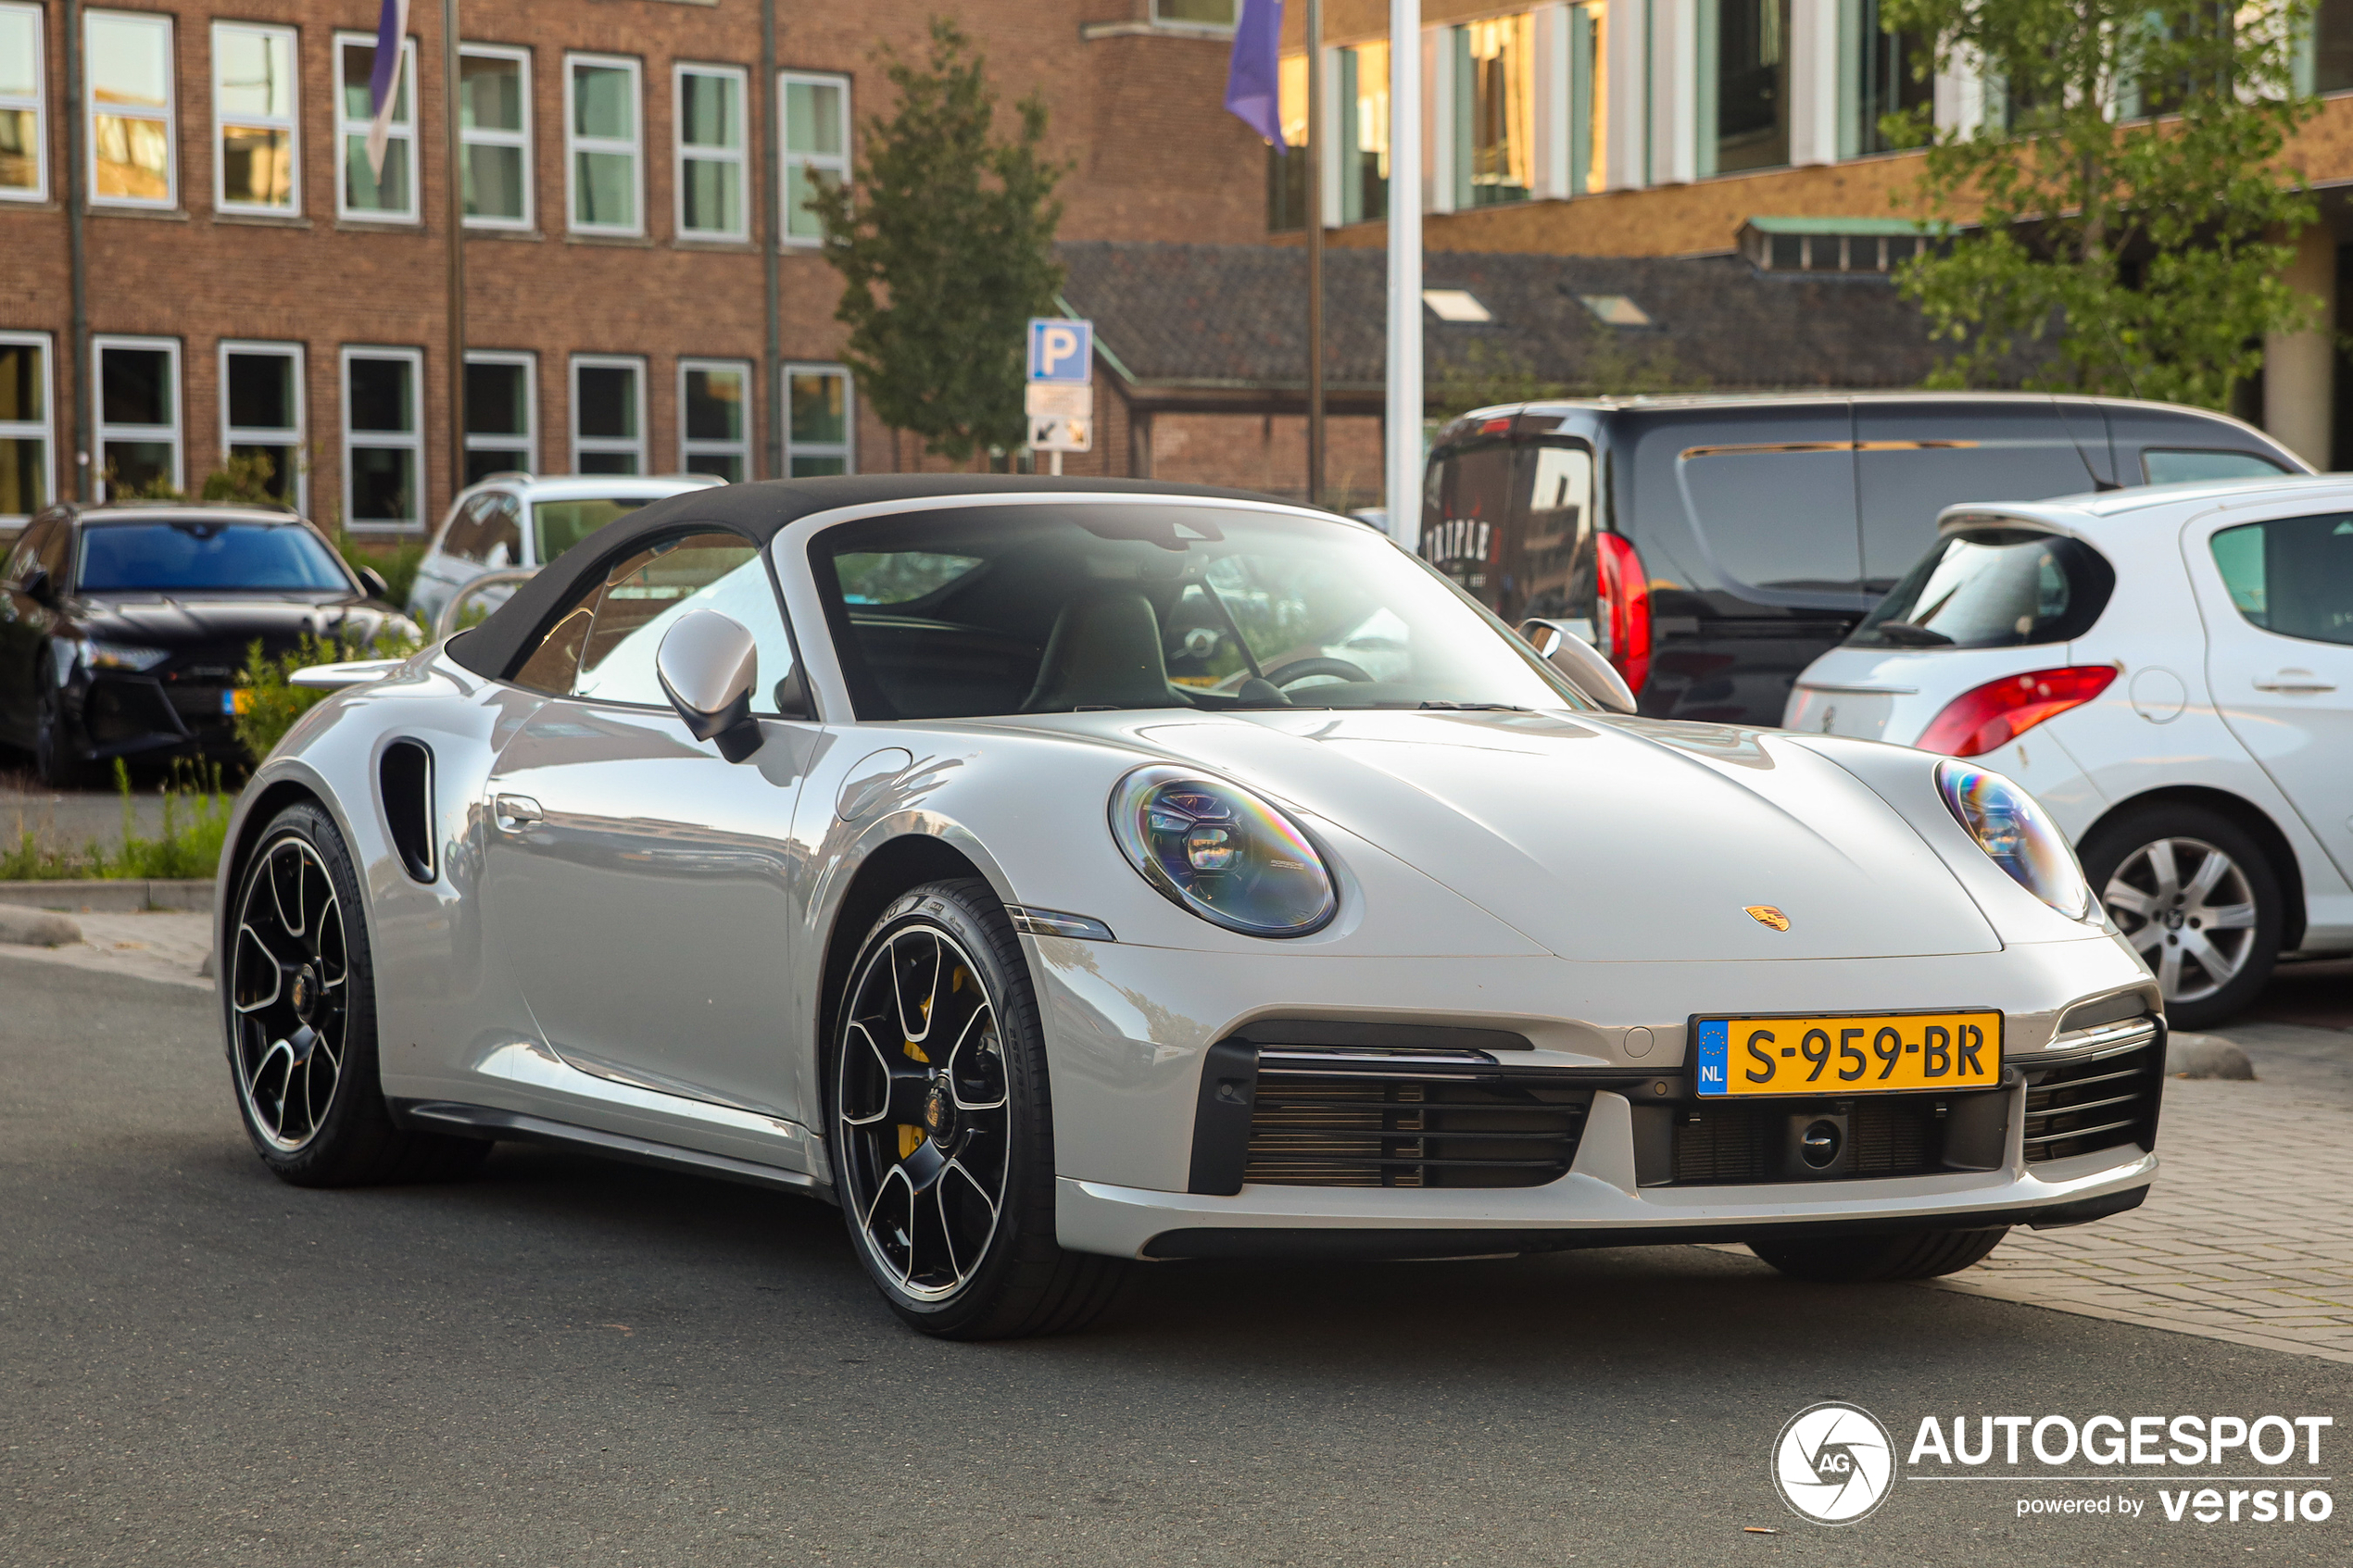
[785,364,852,477]
[1568,2,1607,196]
[220,341,305,509]
[1152,0,1238,28]
[0,4,47,203]
[676,64,747,240]
[343,347,423,529]
[87,9,174,207]
[0,331,53,521]
[1851,2,1930,155]
[336,31,417,220]
[460,44,531,228]
[213,23,299,215]
[780,71,849,245]
[1712,0,1793,174]
[678,359,750,482]
[572,356,645,472]
[465,351,536,483]
[1336,43,1390,225]
[2322,0,2353,94]
[1453,15,1536,207]
[94,335,181,498]
[1266,52,1309,232]
[567,55,642,234]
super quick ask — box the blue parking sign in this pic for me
[1027,318,1092,383]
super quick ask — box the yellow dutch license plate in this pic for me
[1691,1010,2003,1097]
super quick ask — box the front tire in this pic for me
[32,666,89,789]
[225,801,488,1185]
[1750,1226,2008,1283]
[829,877,1125,1338]
[2079,804,2281,1029]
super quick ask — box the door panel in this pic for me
[2190,510,2353,884]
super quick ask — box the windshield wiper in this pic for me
[1870,620,1954,647]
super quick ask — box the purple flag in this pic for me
[1225,0,1285,144]
[366,0,412,180]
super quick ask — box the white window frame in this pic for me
[564,53,644,237]
[464,348,537,478]
[677,358,750,480]
[1148,0,1239,34]
[92,333,182,499]
[86,8,175,210]
[783,361,854,476]
[0,2,48,204]
[0,329,55,522]
[218,339,307,513]
[211,20,300,216]
[459,43,533,231]
[777,69,849,248]
[570,353,647,472]
[341,345,425,531]
[674,61,749,242]
[333,28,418,223]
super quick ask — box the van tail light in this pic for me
[1592,533,1653,695]
[1915,666,2118,757]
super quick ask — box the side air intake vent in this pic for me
[379,739,436,884]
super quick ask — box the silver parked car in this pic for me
[406,473,723,630]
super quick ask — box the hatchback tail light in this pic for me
[1592,533,1652,695]
[1915,666,2118,757]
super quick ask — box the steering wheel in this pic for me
[1263,657,1376,689]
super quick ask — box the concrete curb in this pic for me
[0,905,82,947]
[0,879,215,914]
[2167,1031,2258,1080]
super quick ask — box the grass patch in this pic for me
[2,759,232,882]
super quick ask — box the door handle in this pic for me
[492,794,543,831]
[2254,672,2337,694]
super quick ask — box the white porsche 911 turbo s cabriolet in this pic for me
[217,477,2164,1338]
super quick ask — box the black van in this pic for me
[1420,394,2306,725]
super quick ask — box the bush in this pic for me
[233,629,420,766]
[339,535,427,607]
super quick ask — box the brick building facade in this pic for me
[0,0,1270,533]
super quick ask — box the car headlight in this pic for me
[1109,765,1338,937]
[78,639,170,672]
[1936,759,2094,922]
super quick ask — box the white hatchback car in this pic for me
[1788,476,2353,1025]
[407,473,724,630]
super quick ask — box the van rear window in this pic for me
[1848,529,2114,650]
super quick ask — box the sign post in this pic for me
[1026,317,1094,475]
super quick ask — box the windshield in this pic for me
[808,503,1589,720]
[76,521,353,594]
[1849,529,2115,650]
[535,497,652,563]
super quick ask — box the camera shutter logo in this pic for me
[1773,1402,1897,1524]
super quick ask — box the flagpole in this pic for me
[1304,0,1325,508]
[1385,0,1421,550]
[445,0,465,508]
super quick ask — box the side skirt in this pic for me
[391,1098,839,1206]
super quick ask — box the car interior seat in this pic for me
[1021,589,1174,711]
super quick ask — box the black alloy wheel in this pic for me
[225,801,488,1185]
[831,878,1125,1338]
[32,662,87,788]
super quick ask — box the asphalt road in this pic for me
[3,958,2347,1567]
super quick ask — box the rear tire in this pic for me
[2078,803,2281,1029]
[829,877,1126,1339]
[1750,1226,2007,1283]
[224,801,490,1186]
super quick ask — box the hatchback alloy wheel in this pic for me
[2100,836,2258,1005]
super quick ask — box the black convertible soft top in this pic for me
[445,474,1281,681]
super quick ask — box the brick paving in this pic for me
[1924,1021,2353,1363]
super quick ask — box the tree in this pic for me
[807,19,1067,465]
[1878,0,2322,408]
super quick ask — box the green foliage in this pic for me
[233,628,420,765]
[0,759,230,881]
[199,451,285,506]
[102,465,184,502]
[808,19,1069,464]
[1432,337,1707,420]
[338,534,426,606]
[1879,0,2322,408]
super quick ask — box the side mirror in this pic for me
[656,609,762,762]
[357,565,392,599]
[21,565,52,603]
[1519,617,1639,715]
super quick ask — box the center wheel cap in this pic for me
[290,966,320,1024]
[921,1078,957,1145]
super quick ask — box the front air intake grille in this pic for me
[1671,1097,1947,1185]
[1240,1051,1592,1189]
[2021,1019,2164,1163]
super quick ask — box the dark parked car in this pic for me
[0,503,414,783]
[1421,393,2308,725]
